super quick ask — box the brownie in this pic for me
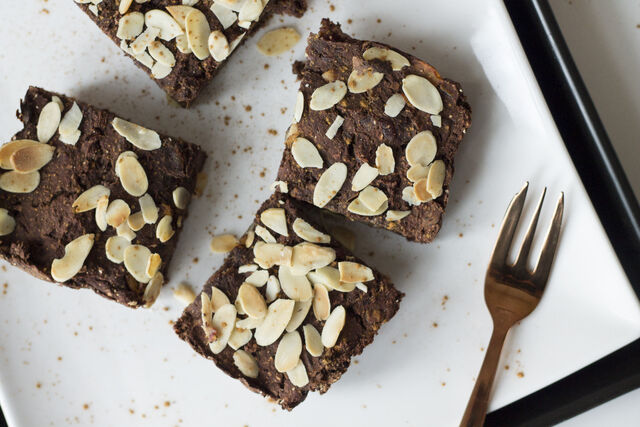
[276,19,472,243]
[75,0,307,107]
[0,86,206,307]
[174,193,402,409]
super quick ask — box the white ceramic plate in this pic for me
[1,0,639,425]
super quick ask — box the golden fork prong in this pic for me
[533,192,564,284]
[488,182,528,269]
[513,187,547,272]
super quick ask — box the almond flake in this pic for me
[148,40,176,66]
[254,299,295,346]
[112,117,161,150]
[127,211,145,231]
[116,222,136,241]
[363,47,410,71]
[245,269,269,287]
[165,5,195,29]
[228,33,245,52]
[172,186,190,209]
[0,140,40,170]
[286,359,309,387]
[255,225,276,243]
[88,4,99,15]
[386,210,411,221]
[238,263,258,273]
[146,253,161,277]
[358,186,388,212]
[95,195,109,231]
[402,185,421,205]
[215,0,245,12]
[290,242,336,275]
[275,331,302,373]
[134,51,155,70]
[0,209,15,236]
[145,9,183,41]
[182,0,199,5]
[402,75,443,114]
[325,115,344,139]
[233,350,259,378]
[72,185,110,213]
[260,208,288,237]
[339,261,374,283]
[407,164,429,183]
[355,282,368,292]
[257,27,300,56]
[384,93,406,117]
[237,283,267,319]
[143,272,163,307]
[117,154,148,197]
[106,199,131,228]
[347,67,384,93]
[139,193,159,224]
[321,305,345,348]
[238,0,264,22]
[270,180,289,193]
[173,283,196,304]
[58,102,83,142]
[0,171,39,193]
[105,236,130,264]
[431,115,442,127]
[175,34,192,53]
[351,163,378,192]
[151,62,172,79]
[308,266,356,292]
[291,137,323,169]
[10,138,55,172]
[309,81,347,111]
[208,30,230,61]
[236,316,264,330]
[375,143,394,175]
[51,234,95,282]
[312,284,330,321]
[406,131,437,167]
[210,233,238,253]
[51,96,64,111]
[285,299,312,332]
[313,162,347,208]
[347,197,388,216]
[413,179,432,202]
[243,229,255,247]
[130,26,160,54]
[303,324,323,357]
[293,91,304,123]
[278,265,313,301]
[210,286,231,311]
[427,159,445,198]
[253,242,292,268]
[209,304,237,354]
[201,293,216,341]
[228,327,252,350]
[292,218,330,244]
[185,9,210,60]
[123,244,152,283]
[265,275,281,303]
[119,0,133,14]
[156,215,175,242]
[37,102,62,143]
[116,12,144,40]
[210,3,237,29]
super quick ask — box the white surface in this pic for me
[0,0,639,426]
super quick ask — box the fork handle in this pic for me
[460,321,511,427]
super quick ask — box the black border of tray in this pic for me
[486,0,640,425]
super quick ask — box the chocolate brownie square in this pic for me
[276,19,472,243]
[174,193,402,409]
[0,86,206,307]
[75,0,307,107]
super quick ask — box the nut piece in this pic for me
[174,283,197,304]
[0,209,16,236]
[363,47,410,71]
[303,324,323,357]
[105,235,131,264]
[427,159,446,198]
[116,153,148,197]
[37,102,62,143]
[0,140,40,169]
[210,233,238,253]
[143,272,164,308]
[386,210,411,221]
[375,144,395,175]
[321,305,346,348]
[245,270,269,287]
[146,253,162,277]
[339,261,374,283]
[285,299,312,332]
[144,9,183,41]
[236,316,264,330]
[210,286,231,312]
[119,0,133,14]
[165,5,195,29]
[260,208,288,236]
[95,195,109,231]
[255,225,276,243]
[1,169,41,192]
[243,229,255,248]
[407,164,429,183]
[286,359,309,387]
[237,283,267,319]
[406,131,437,167]
[358,186,388,212]
[106,199,131,228]
[291,137,323,169]
[112,117,161,150]
[238,264,258,273]
[123,244,152,283]
[151,62,173,79]
[209,3,237,29]
[402,185,421,206]
[275,331,302,373]
[402,74,443,114]
[293,91,304,123]
[270,180,289,194]
[59,101,83,138]
[116,12,144,40]
[209,304,237,354]
[117,222,136,241]
[228,326,253,350]
[175,34,192,53]
[309,81,347,111]
[253,242,292,268]
[131,26,160,54]
[351,163,379,192]
[265,275,281,303]
[384,93,406,117]
[233,350,259,378]
[347,197,388,216]
[290,242,336,275]
[72,185,111,213]
[278,265,313,301]
[208,30,230,61]
[325,115,344,139]
[254,299,295,346]
[172,187,190,209]
[238,0,264,22]
[312,284,330,321]
[148,40,176,67]
[156,215,175,242]
[185,8,211,60]
[51,234,95,282]
[127,211,145,231]
[308,267,356,293]
[347,67,384,93]
[313,162,347,208]
[431,115,442,127]
[139,193,159,224]
[413,179,433,202]
[292,218,330,244]
[201,293,217,342]
[257,27,300,56]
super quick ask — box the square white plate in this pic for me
[1,0,639,425]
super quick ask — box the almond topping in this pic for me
[144,9,183,41]
[156,215,175,242]
[260,208,288,236]
[402,74,443,114]
[119,0,133,14]
[106,199,131,228]
[210,233,238,253]
[233,350,259,378]
[0,140,40,170]
[347,67,384,93]
[309,81,347,111]
[384,93,406,117]
[116,12,144,40]
[175,34,192,53]
[236,316,264,330]
[293,91,304,123]
[312,284,330,321]
[255,225,276,243]
[265,275,281,303]
[0,209,16,236]
[254,299,295,346]
[375,143,395,175]
[351,163,379,192]
[347,197,388,216]
[139,193,159,224]
[185,9,210,60]
[127,211,145,231]
[325,115,344,139]
[321,305,346,348]
[278,265,313,301]
[51,234,95,282]
[172,186,190,209]
[256,27,300,56]
[286,359,309,387]
[238,0,264,22]
[386,210,411,221]
[303,324,323,357]
[358,186,388,211]
[427,159,446,198]
[291,137,323,169]
[313,162,347,208]
[275,331,302,373]
[117,222,136,241]
[406,131,437,167]
[238,263,258,274]
[123,244,152,283]
[148,40,176,66]
[431,115,442,127]
[105,235,131,264]
[245,269,269,287]
[146,253,162,278]
[413,178,433,202]
[112,117,161,150]
[285,299,312,332]
[210,286,231,311]
[308,266,356,292]
[407,164,429,182]
[228,327,252,350]
[37,102,62,143]
[95,195,109,231]
[201,293,216,342]
[253,242,292,268]
[58,102,83,144]
[244,229,255,247]
[363,47,410,71]
[0,171,40,193]
[152,62,173,79]
[292,218,330,244]
[208,30,230,61]
[73,185,111,213]
[402,185,421,205]
[209,3,237,29]
[143,272,164,307]
[165,5,195,29]
[339,261,374,283]
[117,153,148,197]
[130,26,160,54]
[209,304,237,354]
[237,283,267,319]
[290,242,336,275]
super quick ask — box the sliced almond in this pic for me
[363,47,410,71]
[58,102,83,137]
[290,242,336,276]
[257,27,300,56]
[95,195,109,231]
[127,211,145,231]
[260,208,288,236]
[208,30,230,61]
[285,299,311,332]
[278,265,313,301]
[308,266,356,292]
[402,74,443,114]
[112,117,161,150]
[51,96,64,111]
[236,316,264,330]
[156,215,175,242]
[209,304,237,354]
[265,275,281,303]
[209,3,237,29]
[406,131,437,167]
[303,324,323,357]
[375,143,395,175]
[51,234,95,282]
[185,9,210,60]
[0,140,40,170]
[130,26,160,54]
[413,178,433,202]
[291,137,323,169]
[228,327,253,350]
[117,222,136,241]
[0,171,40,193]
[347,67,384,93]
[275,331,302,373]
[37,102,62,143]
[312,284,330,321]
[146,253,162,278]
[237,283,267,319]
[339,261,374,283]
[347,197,388,216]
[0,209,16,236]
[233,350,259,378]
[245,270,269,287]
[145,9,183,41]
[238,263,258,274]
[321,305,345,348]
[139,193,159,224]
[105,236,131,264]
[123,244,152,283]
[356,282,368,292]
[117,154,148,197]
[165,5,195,29]
[386,210,411,221]
[175,34,192,53]
[325,115,344,139]
[134,52,155,70]
[351,163,378,192]
[402,185,421,205]
[313,162,347,208]
[384,93,406,117]
[73,185,110,213]
[148,40,176,66]
[119,0,133,14]
[270,180,289,193]
[116,11,144,40]
[255,225,276,243]
[309,81,347,111]
[201,292,217,342]
[253,242,292,268]
[215,0,245,12]
[58,130,80,145]
[359,186,388,212]
[293,91,304,123]
[292,218,330,244]
[210,233,238,253]
[210,286,231,311]
[238,0,264,22]
[407,164,429,182]
[244,229,255,248]
[254,299,295,346]
[142,271,163,307]
[427,159,446,198]
[172,186,190,209]
[106,199,131,228]
[286,359,309,387]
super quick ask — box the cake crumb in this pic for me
[517,371,525,378]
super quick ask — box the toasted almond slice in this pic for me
[229,327,253,350]
[255,225,276,243]
[95,195,109,231]
[146,253,162,277]
[172,186,190,209]
[127,211,145,231]
[117,155,148,197]
[309,81,347,111]
[139,193,159,224]
[143,271,163,307]
[238,0,264,21]
[386,210,411,221]
[275,331,302,373]
[308,267,356,292]
[175,34,192,53]
[216,0,245,11]
[145,9,183,41]
[238,283,267,319]
[201,293,216,341]
[0,209,15,236]
[233,350,259,378]
[347,67,384,93]
[339,261,374,283]
[406,131,437,167]
[254,299,295,346]
[321,305,345,348]
[245,270,269,287]
[363,47,410,71]
[210,233,238,253]
[151,62,172,79]
[134,51,155,70]
[209,304,237,354]
[123,244,152,283]
[270,180,289,193]
[303,324,323,357]
[293,91,304,123]
[313,162,347,208]
[285,299,312,332]
[185,9,210,60]
[165,5,195,29]
[426,159,446,198]
[58,129,81,145]
[116,11,144,40]
[173,283,196,304]
[105,236,130,264]
[431,115,442,127]
[256,27,300,56]
[209,286,231,312]
[156,215,175,242]
[208,30,230,61]
[265,275,281,303]
[0,171,39,193]
[375,143,395,175]
[359,186,388,211]
[130,26,160,54]
[106,199,131,228]
[260,208,288,236]
[384,93,406,117]
[351,163,379,192]
[402,185,421,205]
[286,359,309,387]
[51,96,64,112]
[37,102,62,143]
[407,164,429,183]
[0,140,40,170]
[325,115,344,139]
[291,138,323,169]
[228,32,245,52]
[290,243,336,276]
[292,218,330,244]
[209,3,237,29]
[58,102,83,136]
[236,316,264,330]
[244,229,255,248]
[347,197,388,216]
[51,234,95,282]
[278,265,313,301]
[116,222,136,241]
[73,185,110,213]
[312,284,330,321]
[238,263,258,274]
[119,0,133,14]
[253,242,292,268]
[112,117,161,150]
[402,75,443,114]
[148,40,176,66]
[413,178,433,202]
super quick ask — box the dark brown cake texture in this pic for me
[75,0,307,107]
[0,86,206,307]
[277,19,472,243]
[174,193,403,409]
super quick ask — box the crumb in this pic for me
[36,382,42,389]
[244,105,252,112]
[40,8,49,14]
[432,322,438,328]
[193,257,199,264]
[441,382,446,387]
[377,18,381,23]
[504,365,510,370]
[129,409,135,415]
[517,371,524,378]
[83,403,90,410]
[267,129,278,136]
[353,359,359,364]
[347,19,353,24]
[329,4,335,11]
[164,401,171,407]
[264,63,270,69]
[458,233,463,238]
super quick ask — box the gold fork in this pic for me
[460,183,564,427]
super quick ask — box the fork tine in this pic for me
[533,192,564,284]
[513,188,547,271]
[488,182,529,268]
